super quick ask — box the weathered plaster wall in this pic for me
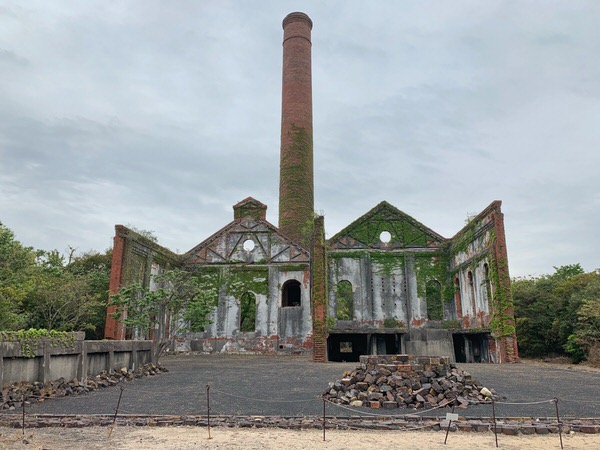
[328,253,408,326]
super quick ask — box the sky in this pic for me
[1,1,599,278]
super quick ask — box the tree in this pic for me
[513,265,586,357]
[565,274,600,364]
[513,264,600,363]
[23,249,108,336]
[0,223,37,330]
[66,249,112,339]
[108,268,216,363]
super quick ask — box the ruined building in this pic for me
[105,12,519,363]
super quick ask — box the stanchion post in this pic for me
[492,399,498,448]
[206,384,212,440]
[21,394,25,437]
[554,398,563,450]
[322,398,326,441]
[444,405,456,445]
[108,385,124,439]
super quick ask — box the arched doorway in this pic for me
[281,280,301,307]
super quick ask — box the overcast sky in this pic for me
[1,1,599,278]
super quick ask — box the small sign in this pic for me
[445,413,459,421]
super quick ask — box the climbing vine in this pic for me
[224,267,269,298]
[370,252,404,276]
[488,255,517,338]
[279,124,314,246]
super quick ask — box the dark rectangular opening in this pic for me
[327,333,368,362]
[453,333,490,363]
[327,333,403,362]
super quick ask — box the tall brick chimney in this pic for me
[278,12,314,247]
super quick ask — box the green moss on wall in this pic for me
[344,211,428,248]
[370,252,404,276]
[279,124,314,246]
[224,267,269,298]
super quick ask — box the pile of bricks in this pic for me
[1,363,167,410]
[323,354,497,410]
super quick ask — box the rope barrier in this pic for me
[559,397,600,405]
[493,399,555,405]
[210,387,316,404]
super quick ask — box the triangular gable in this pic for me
[182,218,309,265]
[328,201,447,249]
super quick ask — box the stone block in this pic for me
[501,425,519,435]
[369,401,381,409]
[520,425,536,435]
[383,401,398,409]
[368,392,383,401]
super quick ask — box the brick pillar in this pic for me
[104,225,127,340]
[311,215,327,362]
[278,12,314,248]
[492,204,519,362]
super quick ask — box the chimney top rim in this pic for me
[282,12,313,30]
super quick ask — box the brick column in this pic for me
[492,204,519,363]
[104,226,127,340]
[311,215,327,362]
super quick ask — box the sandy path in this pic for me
[1,426,599,450]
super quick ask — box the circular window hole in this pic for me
[379,231,392,243]
[243,239,255,251]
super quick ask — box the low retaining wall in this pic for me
[0,414,599,434]
[0,338,152,388]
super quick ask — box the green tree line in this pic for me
[0,222,110,339]
[512,264,600,365]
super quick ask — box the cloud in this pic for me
[0,1,599,277]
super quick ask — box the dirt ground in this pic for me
[1,426,599,450]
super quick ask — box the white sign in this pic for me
[445,413,459,421]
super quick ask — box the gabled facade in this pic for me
[321,200,518,363]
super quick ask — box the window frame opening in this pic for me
[239,291,257,332]
[336,280,353,320]
[281,279,302,307]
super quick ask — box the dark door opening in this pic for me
[373,333,401,355]
[328,333,368,362]
[453,333,490,363]
[327,333,402,362]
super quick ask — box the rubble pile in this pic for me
[323,355,498,410]
[1,363,167,410]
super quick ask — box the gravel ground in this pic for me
[3,354,599,418]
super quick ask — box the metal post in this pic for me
[492,399,498,448]
[108,385,124,438]
[554,398,563,450]
[207,384,212,440]
[21,394,25,437]
[322,398,326,441]
[444,405,455,445]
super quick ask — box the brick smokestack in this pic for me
[278,12,314,247]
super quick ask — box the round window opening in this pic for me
[379,231,392,244]
[243,239,255,251]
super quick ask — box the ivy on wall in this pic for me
[279,124,314,246]
[0,329,76,358]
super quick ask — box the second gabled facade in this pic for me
[319,200,518,363]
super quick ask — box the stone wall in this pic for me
[0,337,152,387]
